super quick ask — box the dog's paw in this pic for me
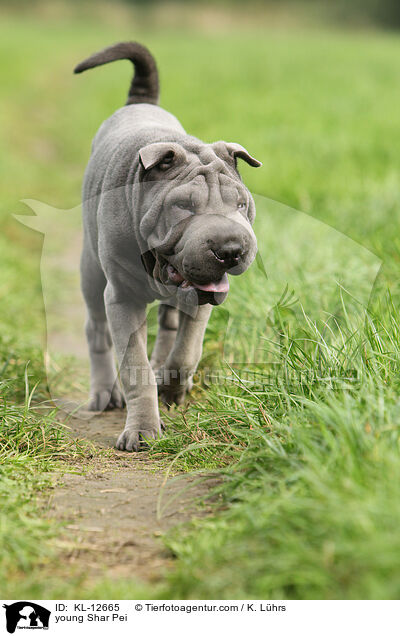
[158,376,193,408]
[87,385,125,411]
[115,421,163,452]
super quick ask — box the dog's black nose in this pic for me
[212,242,243,267]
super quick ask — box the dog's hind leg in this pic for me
[150,303,179,371]
[81,248,124,411]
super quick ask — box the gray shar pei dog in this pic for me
[74,42,261,451]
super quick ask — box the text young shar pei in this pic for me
[74,42,261,451]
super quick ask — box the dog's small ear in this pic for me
[212,142,262,168]
[139,142,186,171]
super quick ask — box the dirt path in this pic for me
[47,409,210,585]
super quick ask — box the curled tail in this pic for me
[74,41,159,105]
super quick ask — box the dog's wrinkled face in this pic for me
[138,140,261,305]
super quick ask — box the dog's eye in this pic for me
[237,201,246,210]
[176,201,194,212]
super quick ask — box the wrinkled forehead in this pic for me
[182,142,236,176]
[138,142,250,213]
[172,171,246,209]
[170,144,246,201]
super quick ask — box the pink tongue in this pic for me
[192,273,229,293]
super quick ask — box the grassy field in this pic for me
[1,4,400,599]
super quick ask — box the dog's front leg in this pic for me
[104,285,161,451]
[158,304,212,406]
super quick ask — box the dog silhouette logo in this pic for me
[2,602,50,633]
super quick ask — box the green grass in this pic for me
[1,4,400,599]
[0,376,92,595]
[155,300,400,598]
